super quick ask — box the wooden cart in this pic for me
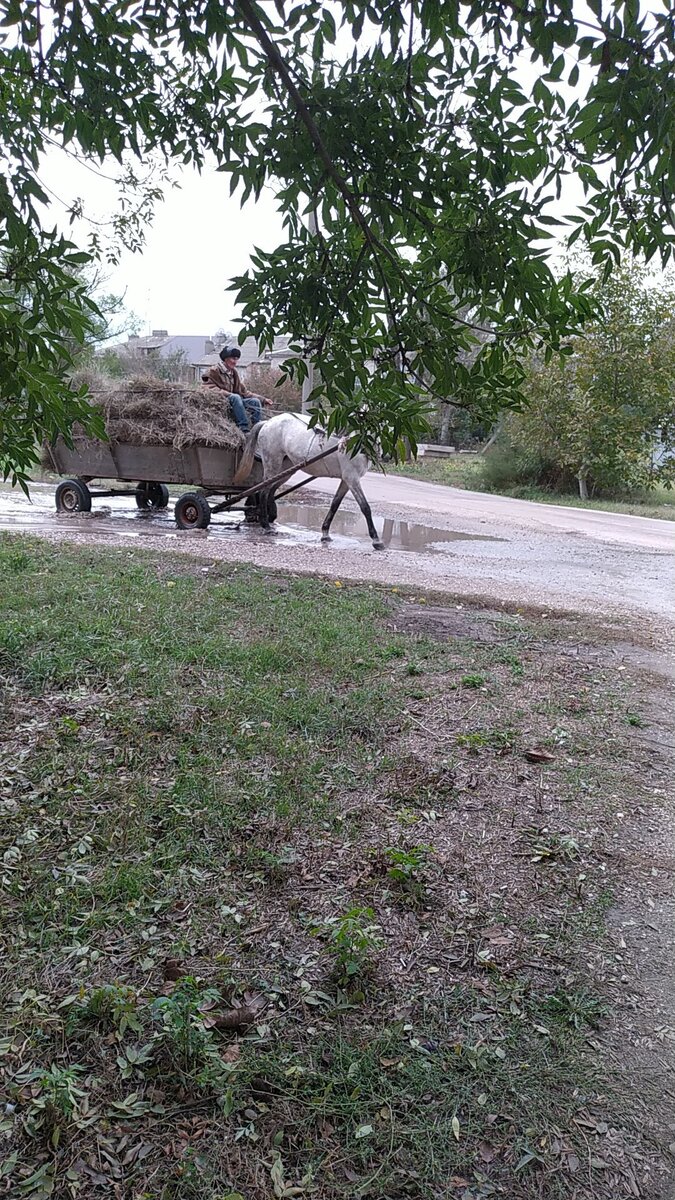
[44,435,268,529]
[44,433,338,529]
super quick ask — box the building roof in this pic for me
[104,333,295,368]
[194,335,296,370]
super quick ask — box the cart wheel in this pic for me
[55,479,92,514]
[135,482,170,510]
[174,492,211,530]
[245,496,278,524]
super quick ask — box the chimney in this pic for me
[204,339,215,354]
[151,329,168,338]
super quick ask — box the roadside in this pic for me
[1,536,674,1200]
[0,482,673,629]
[388,455,675,522]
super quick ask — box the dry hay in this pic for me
[65,372,244,451]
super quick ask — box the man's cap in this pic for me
[220,346,241,361]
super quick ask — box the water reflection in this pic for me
[278,502,501,552]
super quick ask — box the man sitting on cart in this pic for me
[202,346,272,432]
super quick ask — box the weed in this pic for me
[313,907,384,990]
[58,715,80,737]
[494,646,525,677]
[244,845,299,883]
[116,1041,155,1080]
[626,711,645,727]
[544,989,607,1029]
[69,983,142,1038]
[395,806,422,825]
[380,844,432,905]
[20,1064,88,1147]
[152,977,220,1070]
[460,672,486,688]
[456,727,514,754]
[383,843,430,883]
[3,548,32,573]
[523,828,581,863]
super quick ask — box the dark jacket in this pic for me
[203,361,252,398]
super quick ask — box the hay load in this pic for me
[67,372,245,451]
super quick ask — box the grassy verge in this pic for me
[388,457,675,519]
[0,536,663,1200]
[388,454,485,491]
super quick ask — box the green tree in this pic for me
[496,262,675,496]
[1,0,674,484]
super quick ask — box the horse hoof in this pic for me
[373,540,385,551]
[262,526,278,536]
[321,534,332,543]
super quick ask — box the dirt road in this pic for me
[1,475,673,631]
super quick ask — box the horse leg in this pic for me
[321,480,349,542]
[258,452,283,534]
[258,487,270,530]
[258,488,278,534]
[349,480,384,549]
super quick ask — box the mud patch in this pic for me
[390,601,525,642]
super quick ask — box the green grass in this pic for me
[0,535,661,1200]
[388,455,675,519]
[388,452,485,490]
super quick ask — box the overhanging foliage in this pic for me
[1,0,674,479]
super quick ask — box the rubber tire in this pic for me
[55,479,92,513]
[245,495,278,524]
[135,482,170,510]
[174,492,211,530]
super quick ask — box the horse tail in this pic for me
[233,421,264,485]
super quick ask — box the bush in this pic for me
[480,430,578,494]
[244,364,302,412]
[97,348,191,382]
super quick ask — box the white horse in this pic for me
[233,413,384,549]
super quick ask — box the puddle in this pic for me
[277,501,501,552]
[0,484,502,553]
[0,486,239,540]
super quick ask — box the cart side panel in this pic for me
[193,446,245,488]
[50,436,117,478]
[112,444,189,483]
[191,446,234,487]
[48,438,264,490]
[185,447,264,490]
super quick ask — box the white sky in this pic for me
[40,151,287,338]
[110,172,286,336]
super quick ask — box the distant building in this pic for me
[102,331,296,383]
[193,335,295,383]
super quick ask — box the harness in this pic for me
[288,412,347,454]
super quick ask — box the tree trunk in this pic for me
[301,206,319,414]
[439,405,453,445]
[480,419,502,455]
[577,467,589,500]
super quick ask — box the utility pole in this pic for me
[301,207,319,414]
